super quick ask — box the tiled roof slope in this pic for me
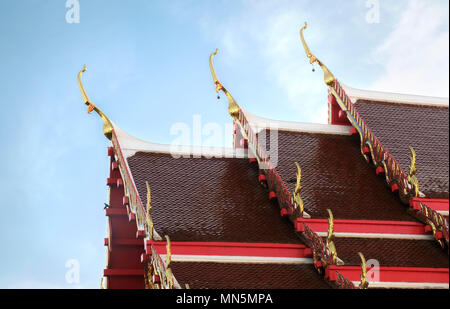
[258,129,416,221]
[172,262,329,289]
[127,152,301,244]
[330,238,449,268]
[255,128,446,270]
[354,100,449,199]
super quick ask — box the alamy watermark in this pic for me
[66,0,80,24]
[168,115,279,169]
[366,0,380,24]
[65,259,80,284]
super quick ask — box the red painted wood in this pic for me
[269,191,277,200]
[391,183,399,192]
[145,241,312,259]
[105,208,128,217]
[326,265,449,284]
[295,218,430,236]
[104,149,145,289]
[349,127,358,136]
[376,166,384,175]
[328,94,351,126]
[410,197,449,213]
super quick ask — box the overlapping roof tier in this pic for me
[79,23,449,290]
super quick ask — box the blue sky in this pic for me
[0,0,448,288]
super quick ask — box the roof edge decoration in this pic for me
[209,52,367,288]
[78,65,113,140]
[78,66,180,289]
[299,24,449,252]
[243,109,351,135]
[341,83,449,107]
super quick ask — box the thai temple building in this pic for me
[79,24,449,289]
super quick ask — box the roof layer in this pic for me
[355,100,449,199]
[259,130,417,221]
[127,152,301,244]
[330,238,449,268]
[172,262,329,289]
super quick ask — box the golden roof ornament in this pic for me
[358,252,369,289]
[407,146,420,197]
[326,209,338,265]
[299,22,335,86]
[209,49,240,119]
[77,65,113,140]
[165,235,174,288]
[293,162,305,216]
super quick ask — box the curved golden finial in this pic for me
[326,209,337,265]
[358,252,369,289]
[165,235,174,288]
[146,181,154,240]
[407,146,420,197]
[294,162,305,216]
[300,22,335,86]
[209,49,240,119]
[77,65,113,140]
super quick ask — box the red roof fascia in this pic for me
[103,269,144,276]
[410,197,449,213]
[295,218,430,236]
[145,241,313,259]
[326,265,449,284]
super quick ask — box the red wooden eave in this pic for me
[410,197,449,214]
[326,265,449,284]
[145,241,313,259]
[295,218,431,236]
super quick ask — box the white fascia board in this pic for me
[112,122,247,160]
[341,83,449,107]
[242,109,351,135]
[160,254,314,265]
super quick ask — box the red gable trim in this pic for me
[410,197,449,214]
[145,241,312,259]
[103,269,144,276]
[295,218,430,237]
[326,265,449,284]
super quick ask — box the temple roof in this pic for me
[127,151,300,244]
[172,262,329,289]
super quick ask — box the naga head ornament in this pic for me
[77,65,113,140]
[300,22,335,86]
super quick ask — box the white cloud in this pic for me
[371,0,449,97]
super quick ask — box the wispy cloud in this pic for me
[370,0,449,97]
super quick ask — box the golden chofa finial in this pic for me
[358,252,369,289]
[77,65,113,140]
[209,49,240,119]
[300,22,335,86]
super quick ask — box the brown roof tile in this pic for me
[127,152,301,244]
[355,100,449,198]
[259,130,417,221]
[172,262,329,289]
[332,238,449,268]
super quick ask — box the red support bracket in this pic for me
[376,166,385,175]
[269,191,277,200]
[107,147,115,157]
[391,183,399,192]
[123,196,129,207]
[249,157,257,164]
[349,128,358,136]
